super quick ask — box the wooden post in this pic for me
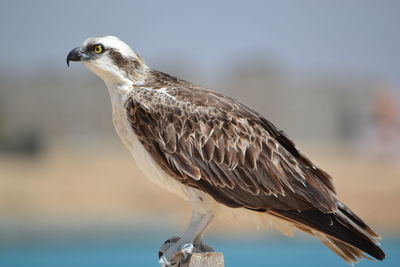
[187,252,224,267]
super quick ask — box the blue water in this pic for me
[0,236,398,267]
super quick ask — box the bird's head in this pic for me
[67,36,147,84]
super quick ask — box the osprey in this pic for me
[67,36,385,266]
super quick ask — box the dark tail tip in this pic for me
[372,245,385,261]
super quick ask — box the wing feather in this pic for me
[124,70,384,262]
[125,80,337,213]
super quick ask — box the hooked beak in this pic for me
[66,47,85,67]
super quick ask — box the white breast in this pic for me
[108,87,192,200]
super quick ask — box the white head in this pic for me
[67,36,147,85]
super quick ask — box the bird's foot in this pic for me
[158,237,194,266]
[158,236,214,267]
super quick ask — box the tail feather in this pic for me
[312,230,373,264]
[337,201,380,239]
[269,205,385,263]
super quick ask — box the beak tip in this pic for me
[66,47,83,67]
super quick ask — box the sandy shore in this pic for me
[0,143,399,235]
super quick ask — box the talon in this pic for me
[159,237,212,266]
[181,243,195,259]
[164,236,181,245]
[159,255,170,266]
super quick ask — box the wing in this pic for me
[125,75,337,213]
[125,72,384,262]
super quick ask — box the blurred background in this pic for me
[0,0,399,266]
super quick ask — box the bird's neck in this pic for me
[98,68,148,107]
[105,79,134,109]
[84,60,148,95]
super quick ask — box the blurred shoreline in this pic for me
[1,141,399,241]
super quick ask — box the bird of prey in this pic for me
[67,36,385,266]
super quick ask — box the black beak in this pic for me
[66,47,84,67]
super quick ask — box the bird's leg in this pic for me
[159,211,214,266]
[193,232,215,252]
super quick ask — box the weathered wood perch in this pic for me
[187,252,224,267]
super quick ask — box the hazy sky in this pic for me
[1,0,399,86]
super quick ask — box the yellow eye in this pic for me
[93,44,103,54]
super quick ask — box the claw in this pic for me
[158,236,214,266]
[159,255,172,266]
[181,243,195,260]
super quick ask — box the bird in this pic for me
[67,36,385,266]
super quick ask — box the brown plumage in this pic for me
[67,36,385,264]
[125,70,385,263]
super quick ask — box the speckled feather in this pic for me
[124,70,384,262]
[125,70,337,212]
[75,36,384,263]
